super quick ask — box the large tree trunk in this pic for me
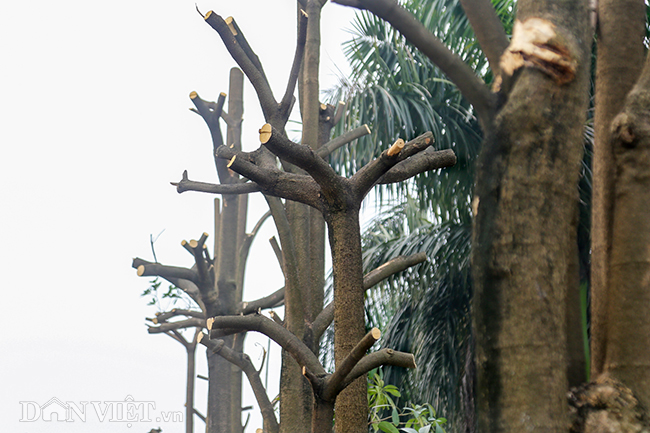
[589,0,646,378]
[472,1,591,431]
[328,209,367,433]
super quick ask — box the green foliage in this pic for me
[368,369,448,433]
[141,277,186,310]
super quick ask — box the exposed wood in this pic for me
[386,138,404,157]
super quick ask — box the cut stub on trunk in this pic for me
[496,18,578,89]
[568,376,650,433]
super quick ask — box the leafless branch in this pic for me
[351,132,434,199]
[172,170,261,195]
[208,314,325,376]
[458,0,509,76]
[280,9,309,119]
[377,148,457,184]
[203,11,278,121]
[199,333,279,433]
[148,317,205,334]
[317,125,371,159]
[338,348,416,392]
[239,287,285,314]
[323,328,381,400]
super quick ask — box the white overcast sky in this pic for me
[0,1,358,432]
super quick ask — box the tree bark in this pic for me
[327,209,367,433]
[589,0,646,378]
[602,50,650,410]
[472,1,591,431]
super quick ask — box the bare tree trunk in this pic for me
[185,337,197,433]
[601,51,650,409]
[328,209,367,433]
[590,0,646,378]
[472,1,591,431]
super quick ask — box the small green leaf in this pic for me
[391,407,400,425]
[435,425,445,433]
[400,428,418,433]
[378,421,400,433]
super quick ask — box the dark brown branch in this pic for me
[323,328,381,400]
[153,309,206,324]
[279,9,309,119]
[377,148,457,185]
[224,17,268,82]
[317,125,371,159]
[338,348,416,392]
[208,314,325,375]
[194,408,206,423]
[259,123,340,189]
[269,236,285,272]
[189,91,233,181]
[132,258,205,309]
[199,333,279,433]
[458,0,509,76]
[215,146,322,209]
[332,101,346,126]
[239,287,285,315]
[237,210,273,289]
[332,0,494,128]
[148,317,205,334]
[173,170,261,195]
[181,233,211,287]
[351,132,434,199]
[311,252,427,341]
[203,11,278,121]
[136,262,200,286]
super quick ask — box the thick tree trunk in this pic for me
[601,51,650,409]
[472,1,591,431]
[590,0,646,377]
[207,343,235,433]
[327,209,367,433]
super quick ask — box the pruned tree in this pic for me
[164,3,458,433]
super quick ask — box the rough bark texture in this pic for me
[590,0,646,377]
[472,1,591,431]
[328,209,367,433]
[602,51,650,410]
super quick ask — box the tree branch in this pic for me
[203,11,279,121]
[152,309,206,324]
[181,232,212,288]
[317,125,371,159]
[259,123,340,189]
[350,132,434,199]
[136,262,200,286]
[458,0,509,76]
[279,9,309,119]
[199,333,279,433]
[208,314,325,376]
[237,210,273,289]
[215,146,323,209]
[148,317,205,334]
[332,0,494,128]
[377,148,457,185]
[172,170,261,195]
[323,328,381,400]
[338,348,416,392]
[239,287,285,315]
